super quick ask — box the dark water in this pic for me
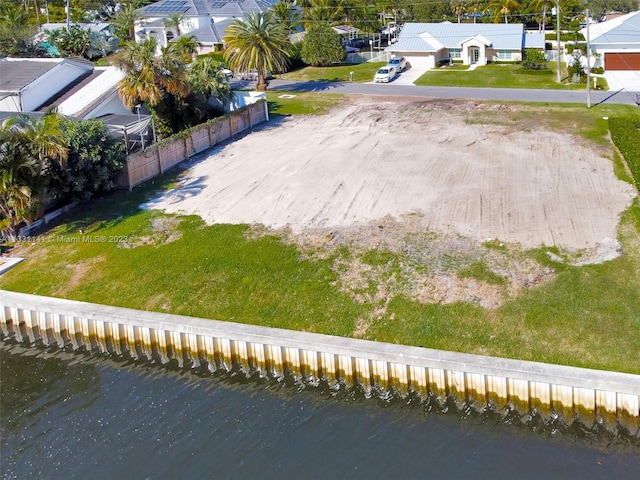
[1,342,639,480]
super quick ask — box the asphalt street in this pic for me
[259,78,640,107]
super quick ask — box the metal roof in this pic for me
[524,33,545,49]
[397,23,526,50]
[581,10,640,46]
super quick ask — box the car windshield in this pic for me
[389,59,400,64]
[378,68,389,74]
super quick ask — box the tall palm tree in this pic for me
[223,12,290,91]
[111,2,142,42]
[451,0,469,23]
[111,38,190,110]
[304,0,344,26]
[529,0,555,35]
[488,0,522,23]
[270,1,300,33]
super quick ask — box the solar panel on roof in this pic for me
[209,1,226,7]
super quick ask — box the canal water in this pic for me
[1,341,639,479]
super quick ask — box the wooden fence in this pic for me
[115,101,268,190]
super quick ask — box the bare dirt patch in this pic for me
[119,216,183,249]
[55,254,107,296]
[145,98,636,309]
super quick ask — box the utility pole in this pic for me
[585,8,591,108]
[556,0,561,83]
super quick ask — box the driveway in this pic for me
[600,71,640,95]
[392,66,428,85]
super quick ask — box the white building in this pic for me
[387,23,545,70]
[0,58,93,112]
[136,0,277,53]
[580,10,640,71]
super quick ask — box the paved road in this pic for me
[260,78,640,107]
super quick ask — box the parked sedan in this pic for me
[374,66,397,83]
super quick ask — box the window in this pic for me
[497,50,512,60]
[450,48,462,59]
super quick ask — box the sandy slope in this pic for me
[144,99,635,257]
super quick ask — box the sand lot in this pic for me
[144,98,639,307]
[146,98,634,256]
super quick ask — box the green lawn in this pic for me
[414,63,590,90]
[1,99,639,374]
[265,91,345,116]
[277,61,603,91]
[278,62,386,83]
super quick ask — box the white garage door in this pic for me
[403,55,435,70]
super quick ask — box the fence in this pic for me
[115,101,268,190]
[346,51,392,64]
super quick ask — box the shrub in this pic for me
[567,51,585,83]
[301,23,346,67]
[522,48,547,70]
[47,119,126,201]
[609,116,640,190]
[591,66,604,74]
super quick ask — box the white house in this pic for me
[387,23,545,70]
[580,10,640,71]
[0,58,94,112]
[136,0,277,53]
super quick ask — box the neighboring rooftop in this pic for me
[139,0,278,17]
[0,58,62,93]
[582,10,640,43]
[394,23,533,52]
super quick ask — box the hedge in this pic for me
[609,116,640,189]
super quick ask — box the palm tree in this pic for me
[529,0,555,35]
[171,34,199,62]
[270,1,300,33]
[111,38,190,110]
[304,0,344,26]
[223,12,290,91]
[488,0,522,23]
[164,12,184,37]
[451,0,469,23]
[187,55,233,107]
[0,4,37,56]
[0,112,67,234]
[111,2,142,42]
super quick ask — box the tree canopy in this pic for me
[301,22,346,67]
[223,11,290,91]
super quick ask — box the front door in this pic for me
[470,47,480,64]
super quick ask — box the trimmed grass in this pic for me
[1,100,639,374]
[414,63,588,90]
[278,62,386,83]
[265,91,345,116]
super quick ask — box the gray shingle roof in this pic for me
[0,60,59,93]
[140,0,277,17]
[0,58,92,93]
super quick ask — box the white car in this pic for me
[374,66,397,83]
[387,56,408,72]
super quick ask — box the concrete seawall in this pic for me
[1,290,638,433]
